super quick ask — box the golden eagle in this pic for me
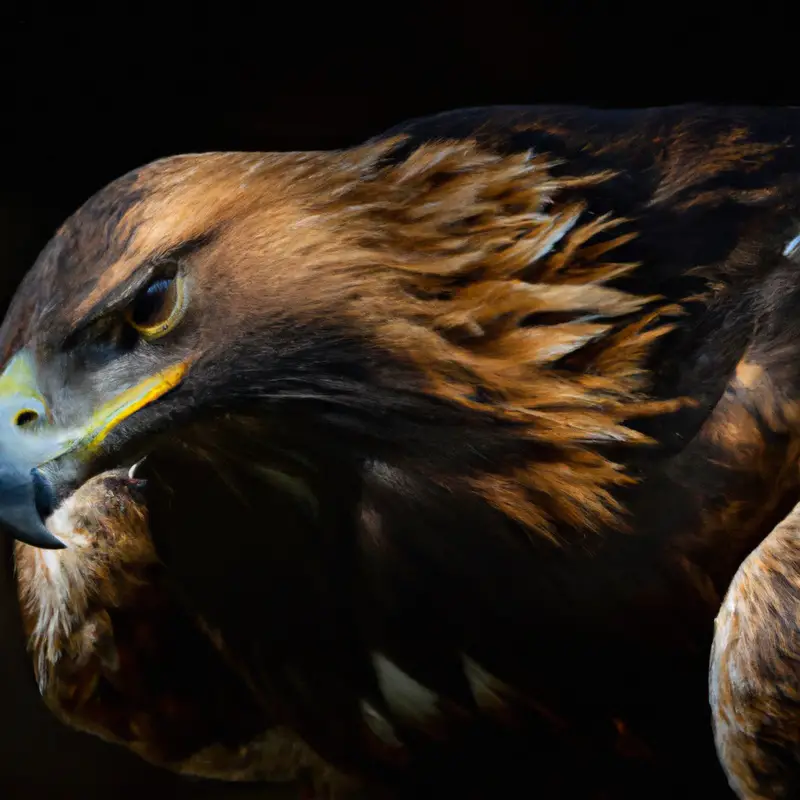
[3,105,800,798]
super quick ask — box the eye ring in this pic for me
[125,272,189,341]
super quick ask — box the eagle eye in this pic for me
[126,272,187,340]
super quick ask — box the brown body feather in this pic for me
[14,472,351,796]
[6,105,800,797]
[711,490,800,799]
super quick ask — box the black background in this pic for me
[0,5,793,796]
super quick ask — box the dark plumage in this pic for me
[3,105,800,797]
[14,468,346,795]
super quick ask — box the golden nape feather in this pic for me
[13,470,352,797]
[311,138,687,537]
[5,105,800,798]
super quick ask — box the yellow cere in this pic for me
[82,361,189,455]
[0,351,48,405]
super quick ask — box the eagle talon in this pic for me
[127,456,148,480]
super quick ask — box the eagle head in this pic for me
[0,136,671,554]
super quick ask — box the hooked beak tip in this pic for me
[0,463,67,550]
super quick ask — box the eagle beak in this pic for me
[0,462,65,549]
[0,349,188,550]
[0,351,71,549]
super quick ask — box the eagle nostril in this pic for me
[14,410,39,427]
